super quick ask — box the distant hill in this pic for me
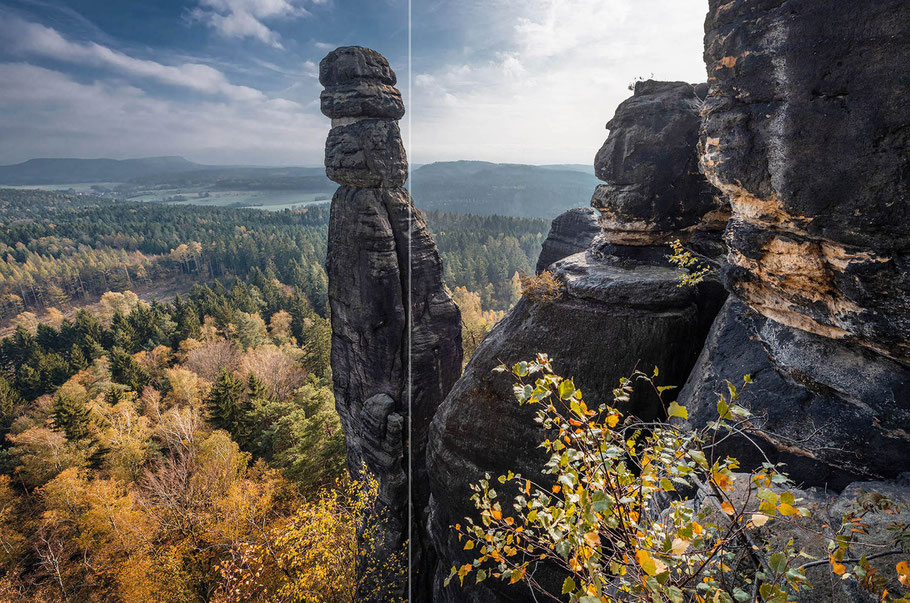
[129,166,333,191]
[0,156,336,192]
[538,164,594,174]
[409,161,599,218]
[0,156,208,184]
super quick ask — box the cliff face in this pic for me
[700,0,910,361]
[426,79,726,601]
[320,46,462,600]
[678,0,910,487]
[592,80,722,246]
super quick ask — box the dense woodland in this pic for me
[0,189,546,325]
[0,188,547,599]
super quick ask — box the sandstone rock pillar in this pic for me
[320,46,462,600]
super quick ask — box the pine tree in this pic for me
[206,368,249,444]
[69,343,88,372]
[111,311,136,351]
[110,346,150,392]
[247,372,272,403]
[0,376,23,429]
[174,295,201,341]
[53,392,92,441]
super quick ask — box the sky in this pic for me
[0,0,708,167]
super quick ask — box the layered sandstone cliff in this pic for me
[678,0,910,488]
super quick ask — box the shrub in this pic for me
[448,355,910,602]
[668,238,711,287]
[520,271,563,304]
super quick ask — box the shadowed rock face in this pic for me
[428,253,722,601]
[428,82,728,600]
[679,298,910,489]
[592,80,721,245]
[677,0,910,488]
[700,0,910,361]
[535,207,601,273]
[321,46,462,600]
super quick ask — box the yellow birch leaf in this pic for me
[671,538,689,555]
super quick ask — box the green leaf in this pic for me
[561,577,576,594]
[689,450,707,467]
[558,378,576,400]
[717,396,731,420]
[667,401,688,420]
[769,552,788,573]
[492,364,507,373]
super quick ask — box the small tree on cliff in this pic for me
[448,355,910,602]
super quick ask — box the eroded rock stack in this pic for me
[678,0,910,488]
[426,80,727,601]
[320,46,462,600]
[592,80,725,248]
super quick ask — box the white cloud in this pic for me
[1,18,265,101]
[411,0,708,165]
[0,62,327,165]
[301,60,318,77]
[190,0,310,48]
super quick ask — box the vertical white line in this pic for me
[407,0,413,600]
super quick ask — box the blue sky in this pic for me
[0,0,707,166]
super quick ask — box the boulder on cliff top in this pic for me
[592,80,717,244]
[535,207,601,273]
[319,46,397,87]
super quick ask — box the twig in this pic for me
[799,548,903,570]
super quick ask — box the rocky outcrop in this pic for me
[695,471,910,602]
[427,81,727,601]
[535,207,600,273]
[591,80,723,246]
[321,46,462,600]
[679,0,910,487]
[699,0,910,361]
[679,298,910,489]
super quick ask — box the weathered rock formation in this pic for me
[427,80,726,601]
[321,46,462,600]
[679,0,910,487]
[592,80,723,246]
[699,0,910,360]
[535,207,600,273]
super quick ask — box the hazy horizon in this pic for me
[0,0,707,167]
